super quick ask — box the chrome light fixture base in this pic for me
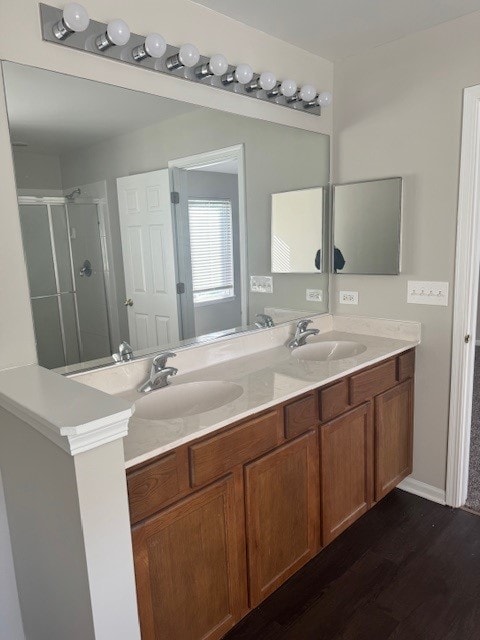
[52,18,71,40]
[39,3,322,116]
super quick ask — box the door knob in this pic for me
[124,298,134,307]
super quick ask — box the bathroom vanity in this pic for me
[0,54,411,640]
[123,339,415,640]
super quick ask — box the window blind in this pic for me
[188,198,234,304]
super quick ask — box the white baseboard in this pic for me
[398,477,446,505]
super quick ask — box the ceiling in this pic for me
[2,62,197,154]
[192,0,480,61]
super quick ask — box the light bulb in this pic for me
[317,91,333,107]
[178,43,200,67]
[106,19,130,46]
[209,54,228,76]
[299,84,317,102]
[259,71,277,91]
[144,33,167,58]
[234,64,253,84]
[63,3,89,32]
[53,3,89,40]
[133,33,167,62]
[97,18,130,50]
[280,79,297,98]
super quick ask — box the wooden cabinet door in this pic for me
[375,379,414,501]
[320,403,373,545]
[132,475,247,640]
[244,431,320,607]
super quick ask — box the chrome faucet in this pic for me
[138,352,178,393]
[287,319,320,349]
[255,313,275,328]
[112,341,134,363]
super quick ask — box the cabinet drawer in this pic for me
[127,451,189,524]
[320,379,349,422]
[284,394,319,439]
[349,359,397,405]
[190,410,282,488]
[398,349,415,381]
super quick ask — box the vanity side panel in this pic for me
[0,407,95,640]
[398,348,415,382]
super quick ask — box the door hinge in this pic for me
[465,334,471,344]
[171,191,180,205]
[176,282,185,294]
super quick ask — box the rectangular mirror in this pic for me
[2,61,330,371]
[333,177,402,275]
[271,187,324,274]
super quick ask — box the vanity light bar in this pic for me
[40,3,331,117]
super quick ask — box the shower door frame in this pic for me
[18,195,111,367]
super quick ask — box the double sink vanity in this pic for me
[72,315,419,640]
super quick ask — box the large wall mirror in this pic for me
[2,62,330,371]
[333,177,402,275]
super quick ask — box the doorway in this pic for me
[18,196,111,368]
[169,145,247,340]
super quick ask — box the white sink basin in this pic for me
[292,340,367,362]
[134,381,243,420]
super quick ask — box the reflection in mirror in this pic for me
[333,177,402,275]
[3,61,330,371]
[271,187,324,274]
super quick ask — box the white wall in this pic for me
[332,10,480,493]
[13,148,63,195]
[0,2,333,637]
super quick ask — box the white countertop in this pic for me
[122,330,418,469]
[0,364,133,456]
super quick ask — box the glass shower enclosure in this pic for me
[18,197,112,369]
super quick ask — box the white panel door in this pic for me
[117,169,179,351]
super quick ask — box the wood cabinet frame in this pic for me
[127,348,415,639]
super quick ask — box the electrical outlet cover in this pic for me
[306,289,323,302]
[407,281,448,306]
[339,290,359,305]
[250,275,273,294]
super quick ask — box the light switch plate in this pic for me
[306,289,323,302]
[407,281,449,306]
[250,275,273,294]
[339,290,359,305]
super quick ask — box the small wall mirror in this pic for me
[271,187,324,274]
[333,177,402,275]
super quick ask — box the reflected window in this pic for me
[188,198,235,304]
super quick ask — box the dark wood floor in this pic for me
[224,490,480,640]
